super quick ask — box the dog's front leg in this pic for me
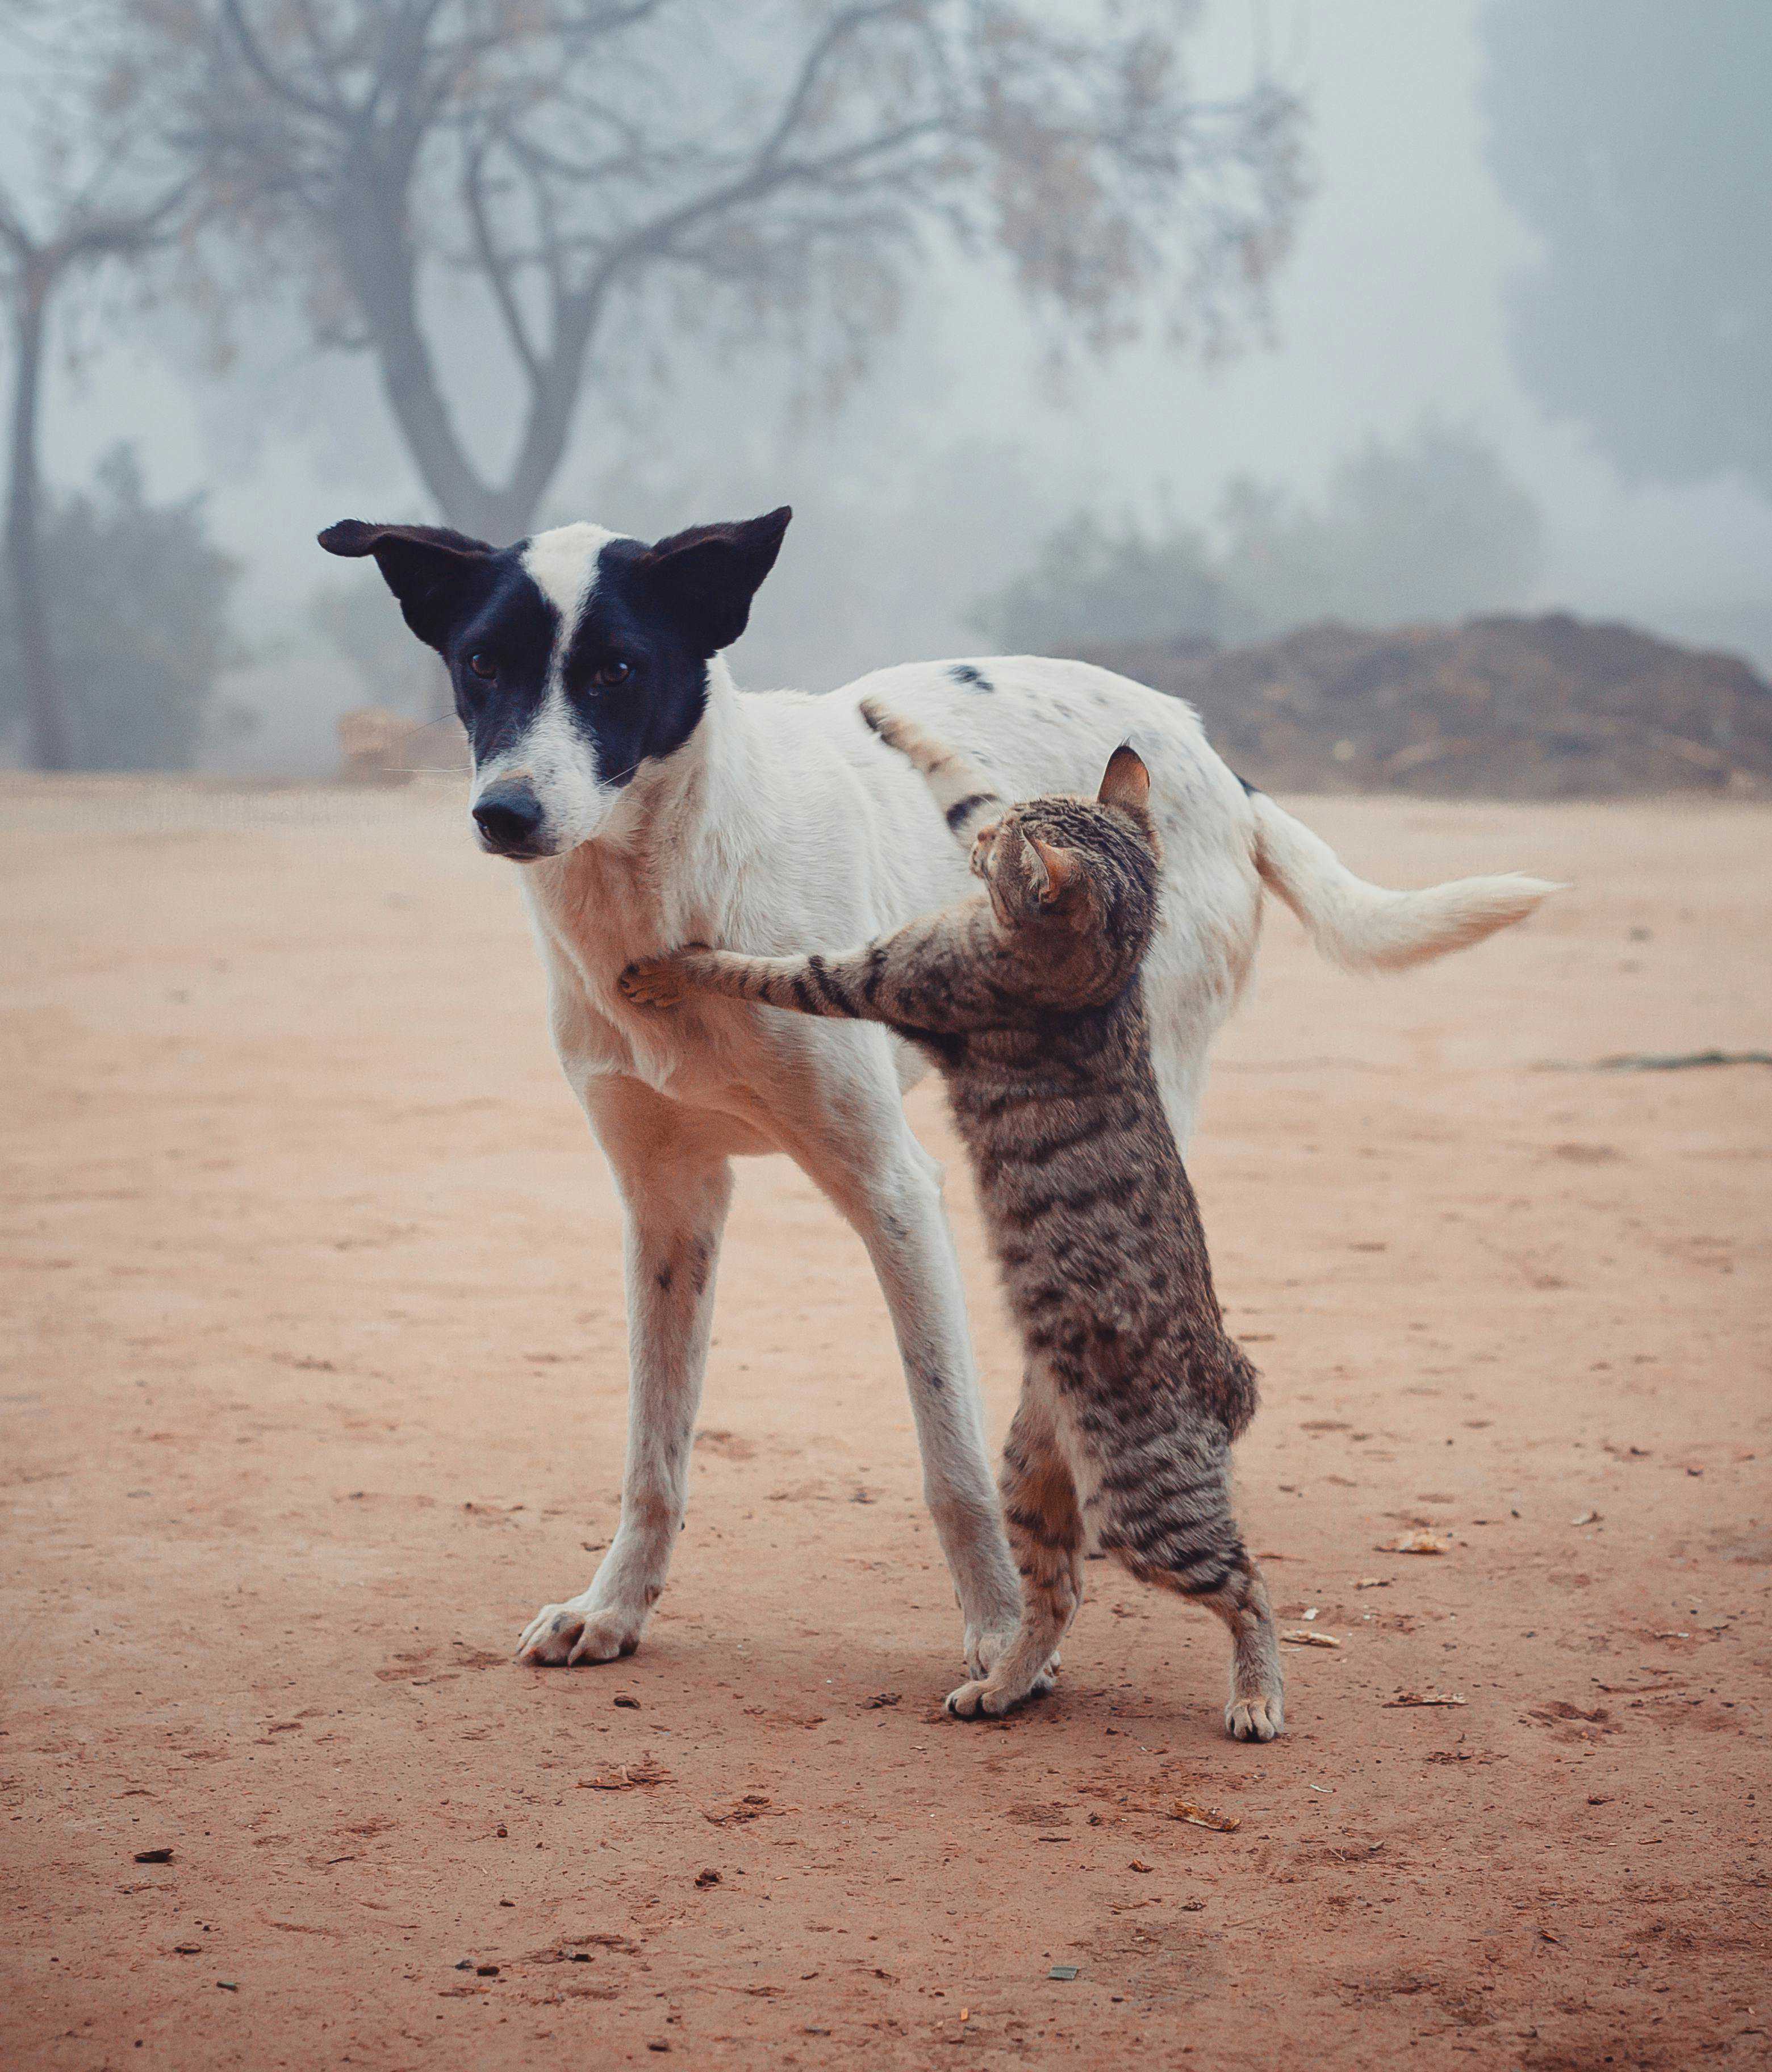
[517,1082,732,1666]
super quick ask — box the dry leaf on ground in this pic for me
[1282,1630,1343,1648]
[704,1795,782,1827]
[1377,1530,1452,1555]
[578,1757,673,1790]
[1384,1691,1466,1708]
[1170,1802,1242,1832]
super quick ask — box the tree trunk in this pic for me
[333,197,595,544]
[5,268,70,772]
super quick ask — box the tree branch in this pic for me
[462,141,543,389]
[217,0,346,124]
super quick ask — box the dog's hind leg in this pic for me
[946,1392,1082,1718]
[517,1079,733,1666]
[776,1059,1022,1676]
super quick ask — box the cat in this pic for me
[619,699,1284,1740]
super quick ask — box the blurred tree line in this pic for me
[0,445,242,768]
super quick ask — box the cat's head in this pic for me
[970,745,1161,989]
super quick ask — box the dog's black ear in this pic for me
[638,507,791,656]
[317,519,495,651]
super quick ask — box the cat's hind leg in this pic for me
[1096,1434,1285,1743]
[946,1397,1082,1719]
[1117,1542,1284,1741]
[1202,1554,1284,1743]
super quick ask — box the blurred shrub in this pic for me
[975,512,1246,655]
[976,419,1543,652]
[1,446,243,770]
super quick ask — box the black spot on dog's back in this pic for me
[949,663,993,692]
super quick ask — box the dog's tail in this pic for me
[860,696,1005,845]
[1248,789,1561,974]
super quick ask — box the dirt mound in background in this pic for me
[1080,612,1772,797]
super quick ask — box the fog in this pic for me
[18,0,1772,774]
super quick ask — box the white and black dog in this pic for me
[320,507,1554,1689]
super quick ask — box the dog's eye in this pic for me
[594,660,633,688]
[467,653,496,681]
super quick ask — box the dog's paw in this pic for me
[964,1622,1023,1680]
[618,959,686,1010]
[516,1599,643,1666]
[946,1676,1043,1720]
[1226,1691,1285,1743]
[945,1677,1004,1719]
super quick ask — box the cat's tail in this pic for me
[860,696,1006,843]
[1247,789,1562,974]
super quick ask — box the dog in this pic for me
[319,505,1555,1677]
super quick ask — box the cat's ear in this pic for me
[1026,834,1083,909]
[1097,742,1150,813]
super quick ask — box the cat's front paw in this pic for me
[620,958,687,1009]
[856,694,895,740]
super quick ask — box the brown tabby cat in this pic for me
[620,700,1284,1740]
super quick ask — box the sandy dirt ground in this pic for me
[2,776,1767,2071]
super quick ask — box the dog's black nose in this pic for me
[471,779,546,856]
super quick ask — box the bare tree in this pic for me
[1,5,190,770]
[126,0,1306,541]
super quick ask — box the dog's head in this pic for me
[318,508,791,858]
